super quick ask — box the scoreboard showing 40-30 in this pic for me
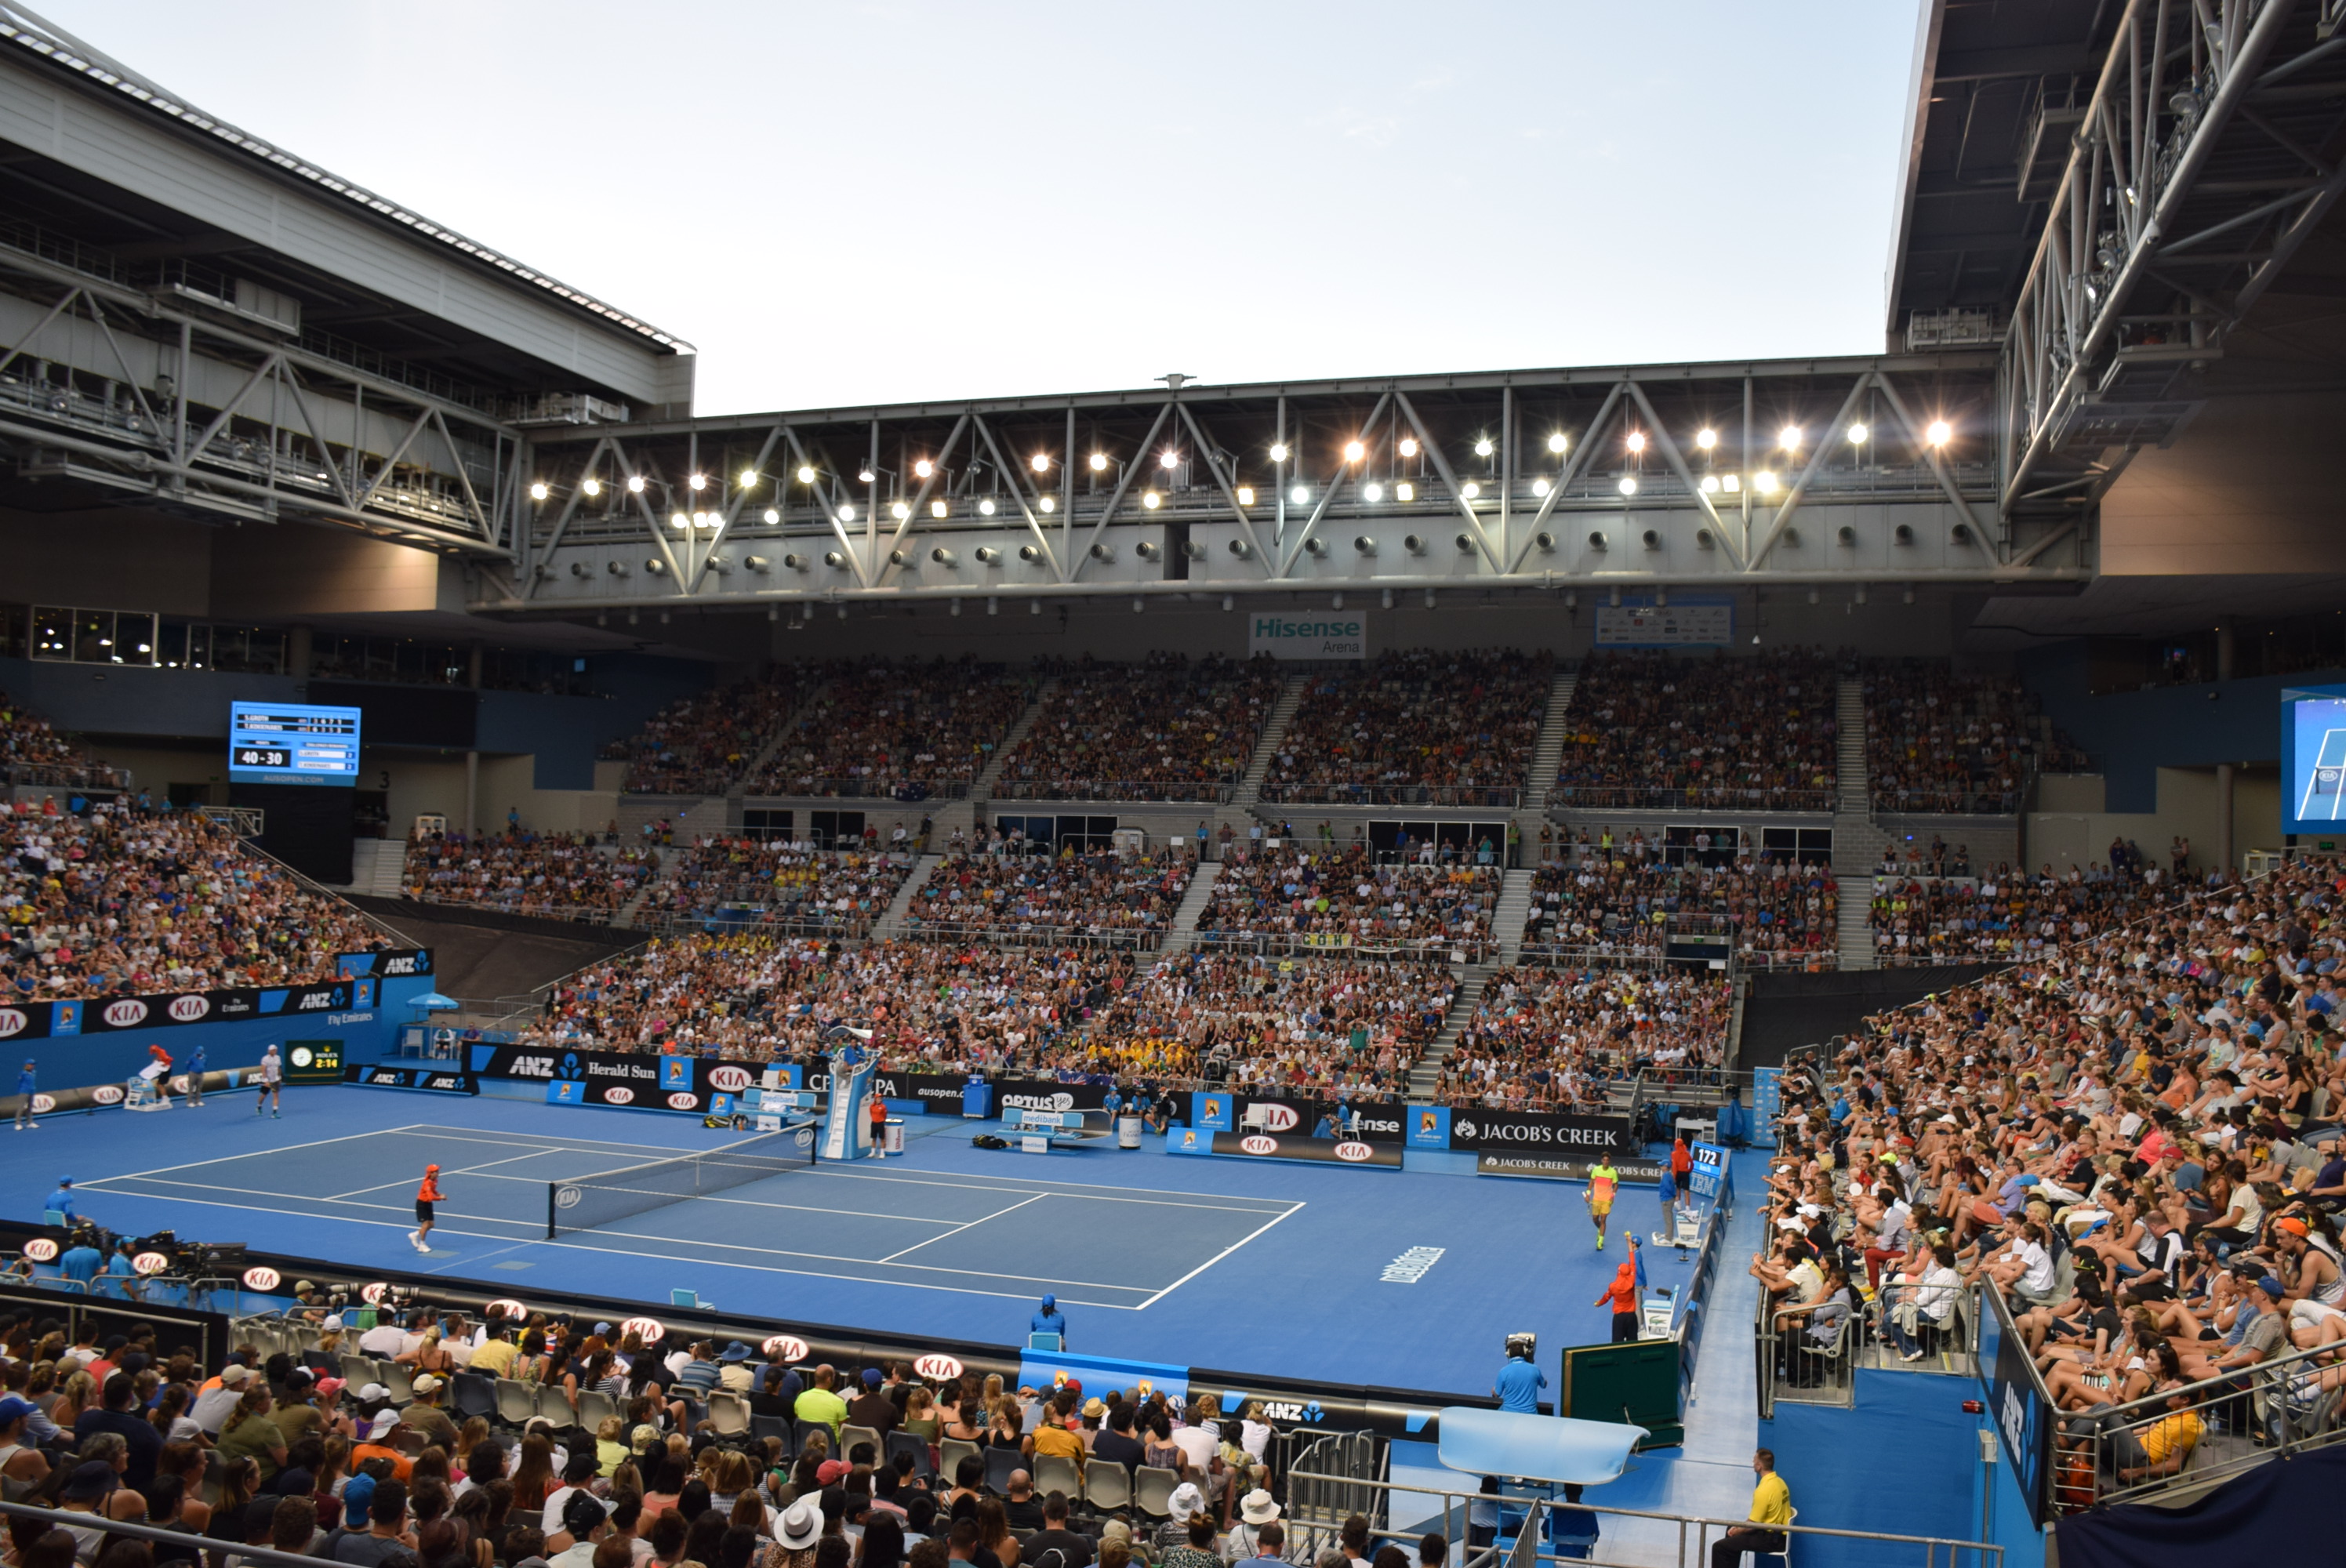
[227,702,362,786]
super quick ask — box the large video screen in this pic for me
[2282,683,2346,833]
[227,701,363,787]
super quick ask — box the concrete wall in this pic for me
[2027,764,2280,877]
[2100,390,2346,576]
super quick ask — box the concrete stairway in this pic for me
[1406,960,1496,1101]
[1165,861,1222,942]
[343,839,407,898]
[1491,866,1538,963]
[1231,673,1309,811]
[1523,669,1580,813]
[1832,675,1886,970]
[972,678,1059,803]
[874,853,944,936]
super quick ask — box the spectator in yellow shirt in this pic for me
[1710,1449,1790,1568]
[466,1325,519,1381]
[2115,1386,2203,1483]
[1027,1388,1087,1476]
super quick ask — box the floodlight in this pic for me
[1089,452,1109,471]
[914,459,934,479]
[1031,452,1051,472]
[1395,481,1414,501]
[1926,419,1952,446]
[796,464,816,484]
[857,463,876,483]
[1847,423,1868,445]
[838,503,856,522]
[528,481,549,501]
[1473,437,1494,458]
[762,508,780,524]
[1397,437,1419,458]
[979,498,997,516]
[1778,426,1801,449]
[1618,476,1638,496]
[1695,428,1717,450]
[626,474,647,493]
[1160,449,1180,470]
[1547,432,1568,453]
[1269,441,1289,462]
[1343,440,1366,462]
[582,477,601,497]
[1362,481,1384,502]
[1291,484,1310,504]
[892,501,911,520]
[739,469,758,488]
[1461,481,1480,499]
[688,474,706,491]
[1531,477,1551,497]
[1142,491,1161,510]
[1236,486,1255,506]
[1039,495,1056,513]
[1625,431,1647,455]
[931,499,949,518]
[1754,471,1779,493]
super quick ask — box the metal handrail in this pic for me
[1548,785,1840,814]
[992,777,1240,803]
[1258,782,1529,808]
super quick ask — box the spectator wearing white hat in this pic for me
[401,1373,459,1450]
[191,1363,254,1436]
[1224,1491,1287,1564]
[1155,1484,1211,1559]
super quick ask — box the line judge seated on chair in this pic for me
[1710,1449,1791,1568]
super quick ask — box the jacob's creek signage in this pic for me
[1249,614,1367,660]
[1405,1103,1634,1155]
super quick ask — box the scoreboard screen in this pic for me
[227,702,362,786]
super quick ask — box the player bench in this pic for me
[1001,1106,1113,1152]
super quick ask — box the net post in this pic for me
[546,1182,557,1240]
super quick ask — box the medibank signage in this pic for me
[1249,614,1368,659]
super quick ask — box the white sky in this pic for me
[38,1,1924,417]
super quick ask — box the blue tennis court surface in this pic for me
[2302,726,2346,819]
[7,1090,1705,1396]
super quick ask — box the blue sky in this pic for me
[38,2,1925,416]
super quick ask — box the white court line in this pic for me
[876,1192,1051,1263]
[329,1146,564,1203]
[812,1161,1302,1206]
[1133,1201,1307,1309]
[69,1186,1155,1309]
[801,1167,1295,1215]
[82,1122,440,1182]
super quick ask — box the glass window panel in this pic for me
[30,608,71,661]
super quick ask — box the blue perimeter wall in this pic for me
[18,973,434,1087]
[1763,1368,2045,1568]
[2017,642,2342,813]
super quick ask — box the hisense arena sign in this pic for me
[1250,614,1368,660]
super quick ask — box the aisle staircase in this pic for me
[1832,676,1886,971]
[1523,669,1579,812]
[972,677,1059,803]
[873,854,943,936]
[1161,861,1222,952]
[343,839,406,898]
[1406,960,1495,1101]
[1232,673,1309,811]
[1491,866,1537,963]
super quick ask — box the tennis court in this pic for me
[2301,726,2346,820]
[76,1121,1302,1311]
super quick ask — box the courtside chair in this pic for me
[707,1392,751,1437]
[1133,1465,1178,1519]
[983,1446,1022,1497]
[1756,1506,1797,1567]
[495,1379,540,1428]
[1081,1461,1130,1514]
[841,1423,886,1464]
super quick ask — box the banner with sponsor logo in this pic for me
[990,1078,1114,1115]
[0,982,363,1041]
[343,1063,478,1094]
[1428,1106,1636,1156]
[1688,1142,1728,1201]
[1189,1091,1406,1144]
[1249,613,1368,660]
[283,1040,343,1084]
[1475,1152,1665,1182]
[1018,1347,1189,1408]
[1166,1127,1402,1169]
[772,1063,978,1114]
[336,948,434,979]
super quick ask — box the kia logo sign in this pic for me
[242,1266,281,1291]
[167,995,209,1022]
[485,1298,529,1320]
[133,1251,169,1276]
[620,1316,665,1343]
[0,1010,25,1039]
[168,1077,190,1094]
[102,1000,147,1027]
[22,1239,56,1262]
[605,1087,634,1105]
[709,1066,751,1093]
[28,1095,53,1114]
[1240,1134,1277,1156]
[913,1353,963,1380]
[763,1335,809,1363]
[1256,1104,1299,1132]
[92,1085,123,1105]
[360,1283,390,1305]
[666,1092,699,1111]
[1335,1142,1375,1163]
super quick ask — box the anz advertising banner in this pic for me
[0,981,363,1040]
[343,1063,478,1095]
[336,948,434,979]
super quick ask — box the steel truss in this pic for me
[0,239,525,561]
[504,353,2086,613]
[1999,0,2346,511]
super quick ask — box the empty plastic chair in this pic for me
[1082,1461,1131,1513]
[707,1392,750,1437]
[378,1363,416,1404]
[495,1379,540,1428]
[983,1445,1022,1497]
[1033,1451,1082,1501]
[451,1373,497,1426]
[1133,1465,1178,1519]
[939,1437,982,1485]
[576,1388,620,1434]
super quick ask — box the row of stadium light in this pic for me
[525,419,1955,522]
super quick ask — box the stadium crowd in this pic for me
[1439,964,1732,1105]
[1197,845,1500,958]
[1554,649,1839,810]
[993,655,1287,802]
[1758,856,2346,1504]
[0,692,116,789]
[3,799,390,1001]
[636,840,913,937]
[1099,950,1458,1098]
[605,674,812,797]
[1869,859,2184,965]
[0,1303,1302,1568]
[902,849,1194,944]
[1259,650,1547,804]
[1521,852,1839,968]
[1862,660,2039,813]
[750,662,1033,800]
[402,831,655,922]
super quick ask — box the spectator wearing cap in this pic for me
[273,1367,330,1449]
[400,1374,459,1450]
[539,1451,603,1536]
[57,1457,129,1559]
[191,1363,256,1436]
[75,1371,162,1488]
[351,1410,415,1484]
[319,1476,416,1566]
[848,1369,899,1438]
[547,1489,612,1568]
[0,1394,49,1500]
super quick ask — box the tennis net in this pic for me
[544,1123,817,1238]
